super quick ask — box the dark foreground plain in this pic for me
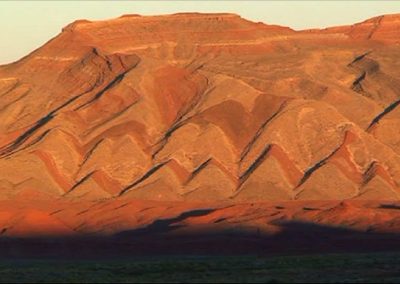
[1,253,400,283]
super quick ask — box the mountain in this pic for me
[1,12,400,202]
[1,13,400,241]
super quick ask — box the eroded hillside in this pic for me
[1,13,400,203]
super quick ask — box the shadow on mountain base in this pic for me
[1,220,400,259]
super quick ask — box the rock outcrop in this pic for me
[1,12,400,205]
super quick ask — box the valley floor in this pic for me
[1,252,400,283]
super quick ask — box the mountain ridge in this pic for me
[0,13,400,206]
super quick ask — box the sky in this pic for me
[1,1,400,64]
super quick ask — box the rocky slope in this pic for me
[1,13,400,241]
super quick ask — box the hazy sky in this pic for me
[1,1,400,64]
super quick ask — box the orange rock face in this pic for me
[1,13,400,240]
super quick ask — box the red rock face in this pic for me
[1,13,400,239]
[320,14,400,43]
